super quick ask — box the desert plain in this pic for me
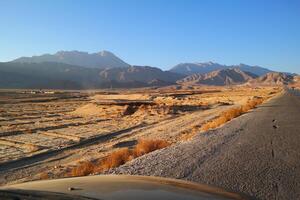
[0,86,280,185]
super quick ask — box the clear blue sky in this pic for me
[0,0,299,73]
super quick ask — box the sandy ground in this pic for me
[0,86,280,185]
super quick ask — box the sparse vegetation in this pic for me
[179,126,201,141]
[133,139,170,157]
[70,161,95,177]
[69,139,170,177]
[39,172,49,180]
[1,87,280,183]
[99,148,133,171]
[201,98,265,131]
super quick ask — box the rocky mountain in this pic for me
[170,62,272,76]
[177,68,258,86]
[294,75,300,82]
[247,72,295,86]
[170,62,224,75]
[291,75,300,88]
[0,62,183,89]
[12,50,130,69]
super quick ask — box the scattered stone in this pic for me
[68,187,75,191]
[68,187,82,191]
[273,125,279,129]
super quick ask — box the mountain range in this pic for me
[0,50,296,89]
[170,62,272,76]
[0,62,183,89]
[177,68,258,86]
[13,50,130,69]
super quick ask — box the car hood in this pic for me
[1,175,250,200]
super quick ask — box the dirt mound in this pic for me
[92,94,151,101]
[134,105,175,116]
[71,103,126,118]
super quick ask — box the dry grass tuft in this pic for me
[39,172,49,180]
[201,98,265,131]
[133,139,170,157]
[69,139,170,177]
[70,161,95,177]
[98,148,133,171]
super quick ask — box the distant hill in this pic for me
[0,62,183,89]
[291,75,300,88]
[170,62,225,75]
[247,72,295,86]
[294,75,300,83]
[177,68,258,86]
[98,66,183,85]
[12,50,130,69]
[170,62,272,76]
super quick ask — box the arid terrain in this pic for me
[0,86,280,186]
[1,1,299,199]
[109,89,300,200]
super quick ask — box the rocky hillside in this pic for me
[291,75,300,88]
[177,68,258,86]
[247,72,295,86]
[170,62,225,75]
[98,66,183,87]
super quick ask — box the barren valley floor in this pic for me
[0,87,280,192]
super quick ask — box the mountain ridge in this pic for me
[177,68,258,86]
[170,62,272,76]
[4,50,296,89]
[0,62,183,89]
[246,72,294,86]
[12,50,130,69]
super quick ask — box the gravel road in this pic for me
[109,90,300,200]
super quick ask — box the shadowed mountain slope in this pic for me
[12,50,130,69]
[0,62,183,89]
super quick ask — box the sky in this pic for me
[0,0,299,73]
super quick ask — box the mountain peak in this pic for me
[97,50,115,57]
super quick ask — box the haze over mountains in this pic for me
[0,62,183,89]
[0,50,296,89]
